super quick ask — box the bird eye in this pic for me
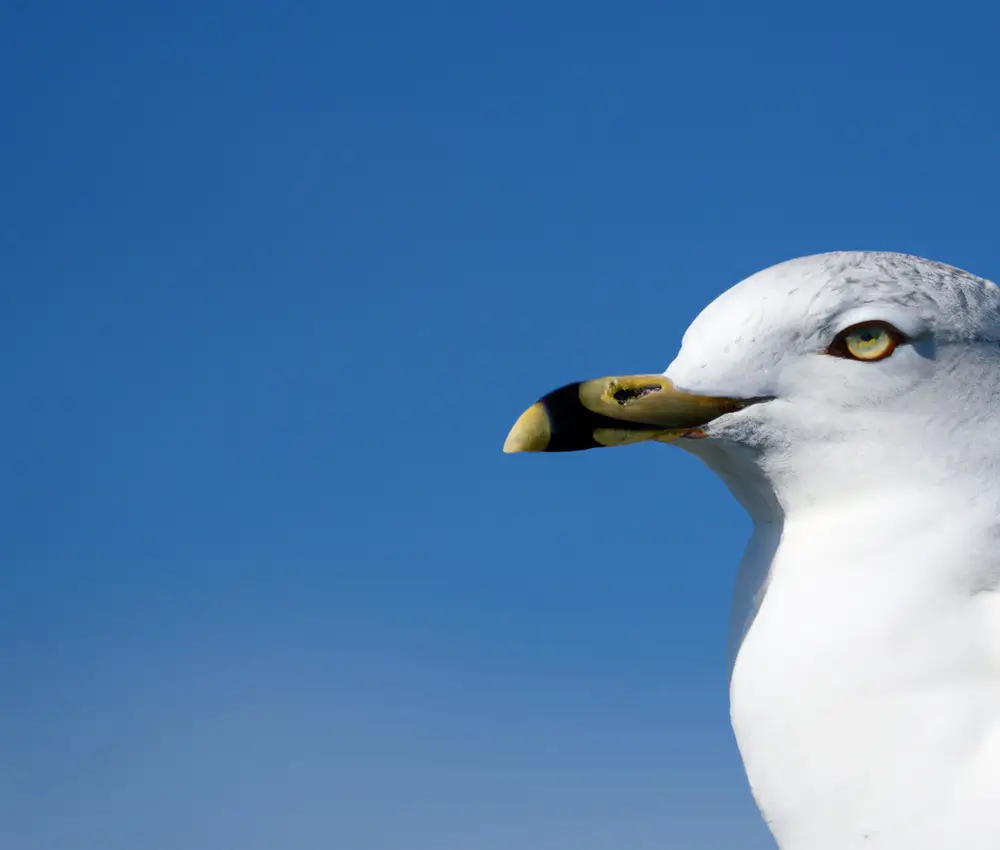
[827,321,905,362]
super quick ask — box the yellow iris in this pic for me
[843,324,896,361]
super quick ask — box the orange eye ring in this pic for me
[827,321,906,362]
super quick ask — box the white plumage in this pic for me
[667,252,1000,848]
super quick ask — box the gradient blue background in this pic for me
[4,2,999,848]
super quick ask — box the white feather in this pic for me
[666,252,1000,849]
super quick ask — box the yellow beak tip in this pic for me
[503,403,551,453]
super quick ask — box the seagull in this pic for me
[504,252,1000,850]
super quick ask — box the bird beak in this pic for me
[504,374,766,453]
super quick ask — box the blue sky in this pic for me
[4,2,1000,848]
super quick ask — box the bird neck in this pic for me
[729,488,1000,850]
